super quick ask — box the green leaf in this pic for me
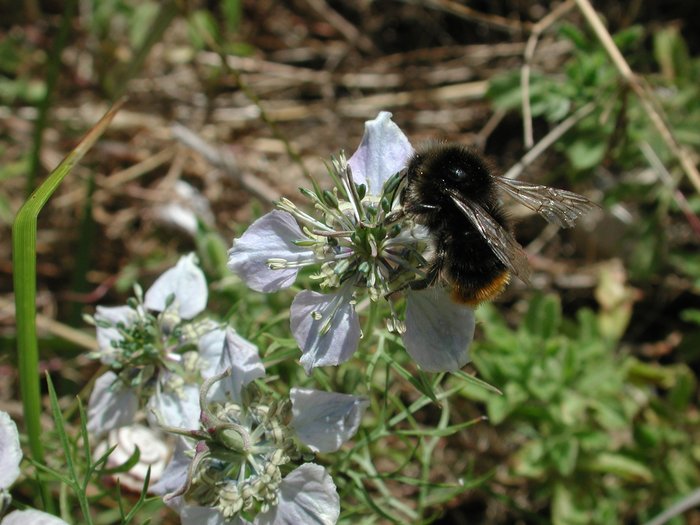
[580,452,653,483]
[558,23,589,50]
[612,25,644,51]
[396,416,484,437]
[222,0,242,34]
[188,9,222,50]
[681,308,700,326]
[512,439,546,478]
[129,2,160,50]
[379,352,438,403]
[523,294,561,339]
[487,383,526,424]
[565,135,607,171]
[550,437,579,476]
[653,26,690,81]
[450,369,502,395]
[486,71,522,110]
[552,482,591,525]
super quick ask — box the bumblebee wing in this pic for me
[494,176,595,228]
[448,191,532,284]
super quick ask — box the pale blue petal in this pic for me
[197,324,227,378]
[0,411,21,489]
[290,389,368,453]
[144,253,208,319]
[348,111,414,196]
[228,211,314,292]
[87,372,139,436]
[180,507,251,525]
[290,288,360,374]
[148,383,200,430]
[210,327,265,403]
[150,438,191,497]
[254,464,339,525]
[402,288,475,372]
[180,507,226,525]
[94,305,137,365]
[1,509,70,525]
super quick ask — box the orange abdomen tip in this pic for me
[450,270,511,306]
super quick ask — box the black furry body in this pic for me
[401,143,512,305]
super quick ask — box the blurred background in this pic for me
[1,1,700,523]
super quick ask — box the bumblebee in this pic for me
[398,143,595,305]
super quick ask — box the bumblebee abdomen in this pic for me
[440,221,511,305]
[450,269,511,306]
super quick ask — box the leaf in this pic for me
[580,452,653,483]
[558,23,589,51]
[450,369,502,395]
[523,294,561,340]
[552,482,591,525]
[380,352,438,403]
[13,98,124,469]
[550,437,579,476]
[486,71,522,110]
[565,136,607,171]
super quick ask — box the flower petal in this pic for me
[290,389,368,453]
[148,383,200,430]
[196,324,227,378]
[228,211,314,293]
[402,288,475,372]
[94,305,137,365]
[213,327,265,403]
[1,509,70,525]
[87,372,139,436]
[179,506,251,525]
[179,506,227,525]
[254,464,339,525]
[150,438,191,497]
[144,253,208,319]
[290,288,360,374]
[0,411,21,490]
[348,111,414,196]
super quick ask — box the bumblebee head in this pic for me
[405,144,494,207]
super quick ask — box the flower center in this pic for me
[185,384,300,521]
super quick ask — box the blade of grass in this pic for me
[12,97,125,510]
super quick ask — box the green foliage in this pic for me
[461,296,700,524]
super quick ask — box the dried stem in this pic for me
[504,102,596,180]
[573,0,700,194]
[521,0,576,148]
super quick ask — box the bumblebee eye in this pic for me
[446,166,467,183]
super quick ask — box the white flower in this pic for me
[153,180,215,237]
[0,412,21,492]
[1,509,70,525]
[87,254,235,436]
[0,411,68,525]
[152,334,366,524]
[143,253,208,320]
